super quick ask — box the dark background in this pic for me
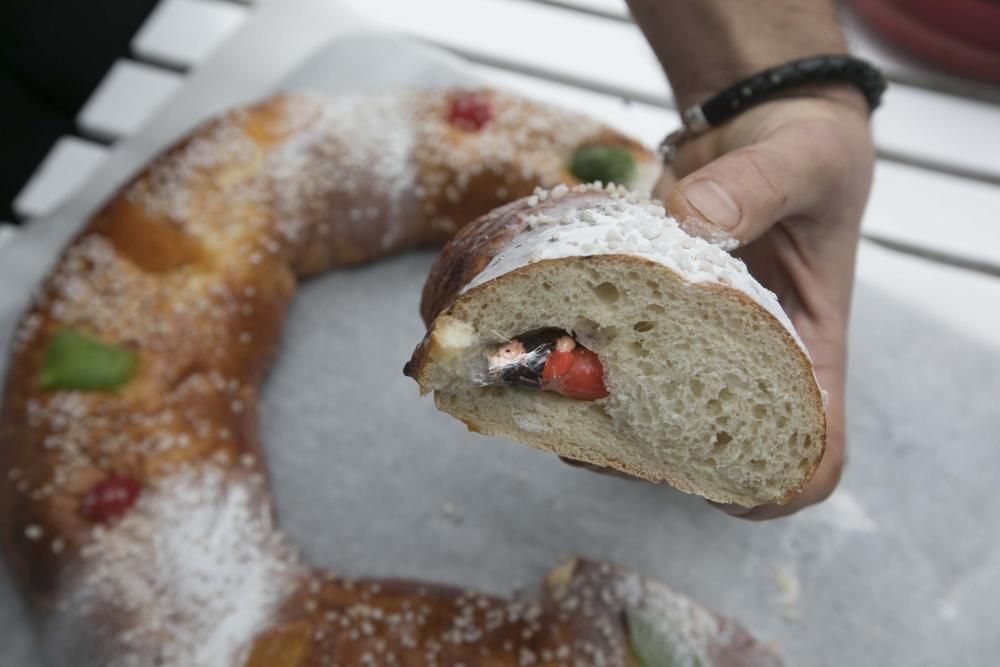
[0,0,159,223]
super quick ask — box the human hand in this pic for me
[660,88,875,519]
[562,89,873,519]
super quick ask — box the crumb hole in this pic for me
[574,318,598,336]
[750,459,765,471]
[689,378,704,397]
[592,282,620,303]
[752,404,768,419]
[713,431,732,450]
[646,303,665,314]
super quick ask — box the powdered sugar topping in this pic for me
[48,467,302,667]
[462,184,807,355]
[266,93,416,250]
[626,577,726,667]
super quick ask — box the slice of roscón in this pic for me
[407,184,826,507]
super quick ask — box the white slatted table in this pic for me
[11,138,108,220]
[10,0,1000,279]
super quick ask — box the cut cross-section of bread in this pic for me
[407,184,826,507]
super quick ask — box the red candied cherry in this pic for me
[81,476,142,523]
[448,91,493,131]
[541,337,609,400]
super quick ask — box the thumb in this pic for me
[665,128,838,245]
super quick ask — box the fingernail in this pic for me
[683,179,741,230]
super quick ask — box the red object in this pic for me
[81,476,142,523]
[542,347,609,400]
[892,0,1000,51]
[448,92,493,131]
[850,0,1000,84]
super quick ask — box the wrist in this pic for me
[659,57,879,166]
[674,47,854,111]
[627,0,850,109]
[765,82,871,119]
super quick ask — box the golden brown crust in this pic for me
[249,569,626,667]
[6,89,792,667]
[0,95,301,602]
[245,559,780,667]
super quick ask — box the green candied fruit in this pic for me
[627,607,705,667]
[39,329,137,392]
[569,144,636,186]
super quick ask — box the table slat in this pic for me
[511,0,1000,104]
[12,138,109,220]
[875,86,1000,182]
[0,225,17,253]
[865,162,1000,272]
[475,64,1000,271]
[77,60,185,141]
[132,0,249,70]
[347,0,1000,182]
[856,241,1000,352]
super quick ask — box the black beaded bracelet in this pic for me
[658,54,887,163]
